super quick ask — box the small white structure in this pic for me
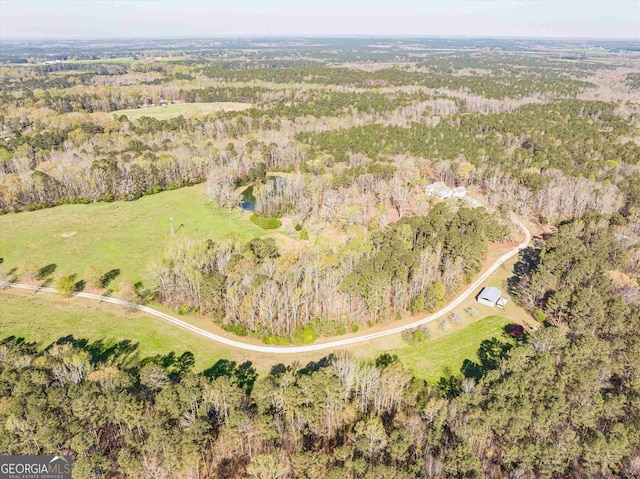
[425,182,452,198]
[452,186,467,198]
[425,182,467,199]
[477,286,507,308]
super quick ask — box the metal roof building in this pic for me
[477,286,507,308]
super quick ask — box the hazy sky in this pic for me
[1,0,638,39]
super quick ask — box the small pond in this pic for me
[239,176,281,212]
[240,185,256,211]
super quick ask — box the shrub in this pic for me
[250,213,281,230]
[55,275,76,297]
[402,326,431,343]
[292,325,317,344]
[294,223,303,231]
[409,292,426,314]
[311,318,343,336]
[299,229,309,240]
[505,323,525,338]
[261,334,290,345]
[532,308,547,323]
[375,353,399,368]
[262,334,277,345]
[450,312,463,324]
[223,322,248,336]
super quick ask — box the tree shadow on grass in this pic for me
[74,279,86,292]
[299,354,335,375]
[36,263,57,287]
[37,264,57,280]
[53,335,141,369]
[203,359,257,394]
[101,269,121,288]
[461,336,514,382]
[0,336,39,353]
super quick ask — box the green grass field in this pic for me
[0,293,230,371]
[112,102,252,120]
[392,315,511,383]
[0,184,269,283]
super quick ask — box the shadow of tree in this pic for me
[269,363,288,376]
[74,279,86,292]
[203,359,257,394]
[142,351,195,381]
[506,245,540,303]
[299,354,335,375]
[52,335,141,369]
[216,456,248,479]
[0,335,39,353]
[101,269,121,288]
[36,263,57,281]
[460,336,514,382]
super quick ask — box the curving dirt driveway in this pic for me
[1,218,530,354]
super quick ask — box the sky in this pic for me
[0,0,638,40]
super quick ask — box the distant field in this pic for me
[0,184,269,284]
[112,102,252,120]
[72,57,136,64]
[392,315,511,382]
[72,56,187,64]
[6,57,187,67]
[0,293,230,371]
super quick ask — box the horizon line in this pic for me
[2,34,639,42]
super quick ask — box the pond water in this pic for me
[239,176,280,211]
[240,185,256,211]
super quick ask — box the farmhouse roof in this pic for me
[425,182,452,196]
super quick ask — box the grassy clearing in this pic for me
[0,291,516,382]
[0,184,269,283]
[0,291,337,373]
[112,102,252,120]
[391,316,511,383]
[0,292,230,371]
